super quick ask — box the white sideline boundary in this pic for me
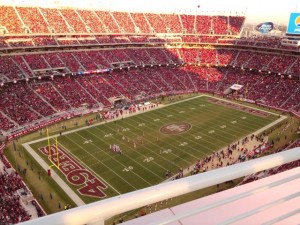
[18,148,300,225]
[207,95,287,135]
[57,138,129,194]
[22,143,85,206]
[22,94,287,204]
[24,94,283,145]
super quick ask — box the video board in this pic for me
[286,13,300,35]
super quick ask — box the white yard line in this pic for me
[24,95,201,145]
[71,132,157,185]
[207,95,280,116]
[22,143,85,206]
[56,141,122,195]
[22,94,287,200]
[60,135,138,190]
[25,94,278,145]
[92,123,193,167]
[126,99,272,162]
[163,112,287,182]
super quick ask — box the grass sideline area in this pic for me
[5,93,298,222]
[3,93,199,214]
[26,95,278,200]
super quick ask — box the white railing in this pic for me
[19,147,300,225]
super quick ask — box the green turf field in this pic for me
[29,96,278,203]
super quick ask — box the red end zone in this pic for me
[39,145,107,199]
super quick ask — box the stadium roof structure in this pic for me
[19,147,300,225]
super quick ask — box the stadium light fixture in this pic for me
[268,71,271,74]
[62,74,65,77]
[0,83,3,87]
[38,76,42,79]
[13,80,17,83]
[26,78,29,82]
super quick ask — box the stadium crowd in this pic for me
[0,142,35,224]
[0,170,31,224]
[0,163,45,224]
[0,5,299,224]
[240,139,300,185]
[0,63,299,133]
[0,139,46,224]
[0,6,245,35]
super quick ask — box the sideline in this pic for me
[24,94,200,145]
[24,94,281,145]
[208,95,280,116]
[164,111,287,181]
[22,94,287,202]
[22,143,85,206]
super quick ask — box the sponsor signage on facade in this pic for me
[286,13,300,35]
[256,22,274,33]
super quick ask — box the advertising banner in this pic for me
[286,13,300,35]
[256,22,274,33]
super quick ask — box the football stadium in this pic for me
[0,0,300,224]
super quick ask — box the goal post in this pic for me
[47,129,60,170]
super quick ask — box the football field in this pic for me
[28,96,278,203]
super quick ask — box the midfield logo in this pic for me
[160,122,191,135]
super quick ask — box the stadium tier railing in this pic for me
[17,147,300,225]
[0,60,299,135]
